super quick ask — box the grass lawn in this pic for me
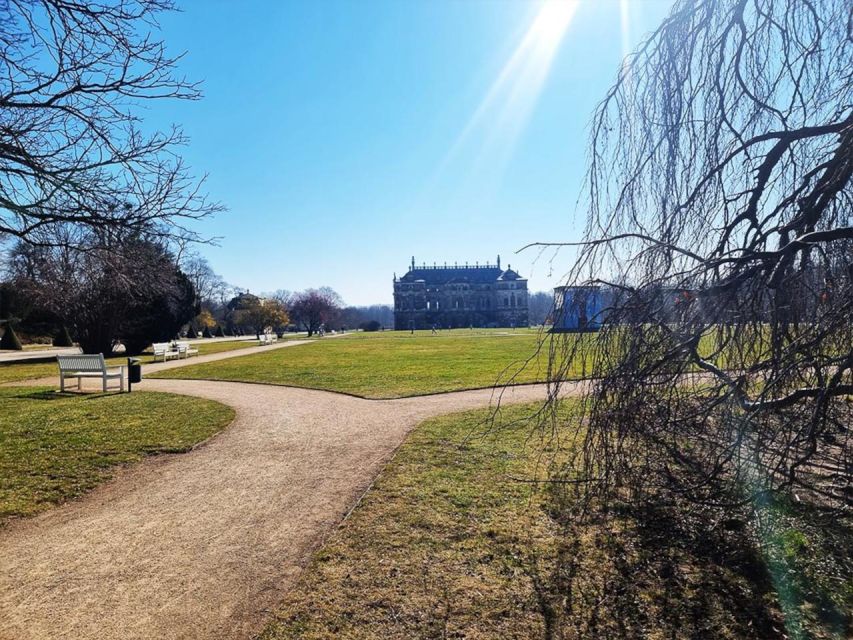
[152,329,587,398]
[0,338,270,385]
[0,386,234,521]
[260,403,851,640]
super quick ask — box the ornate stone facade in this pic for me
[393,257,529,329]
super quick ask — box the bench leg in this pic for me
[60,374,65,393]
[103,376,108,393]
[78,376,82,391]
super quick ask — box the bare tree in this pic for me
[10,227,197,354]
[527,291,554,326]
[269,289,294,311]
[290,287,342,336]
[0,0,220,247]
[542,0,852,513]
[181,252,228,306]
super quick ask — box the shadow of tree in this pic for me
[526,498,805,639]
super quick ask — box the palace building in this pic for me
[393,257,529,330]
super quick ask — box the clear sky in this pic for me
[150,0,675,305]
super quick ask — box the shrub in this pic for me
[0,324,23,350]
[52,325,74,347]
[214,325,225,337]
[202,326,212,338]
[186,325,198,339]
[360,320,381,332]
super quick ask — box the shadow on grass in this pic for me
[528,497,806,639]
[10,389,123,402]
[529,490,853,639]
[11,389,67,401]
[756,498,852,639]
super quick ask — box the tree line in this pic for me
[0,238,409,351]
[0,0,405,352]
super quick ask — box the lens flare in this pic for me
[434,0,580,195]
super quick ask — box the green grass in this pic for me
[260,402,567,639]
[260,403,851,640]
[152,329,584,398]
[0,338,268,385]
[0,386,235,521]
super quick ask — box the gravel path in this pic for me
[0,375,575,640]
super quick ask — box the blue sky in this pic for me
[151,0,675,305]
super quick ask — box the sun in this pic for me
[530,0,581,49]
[433,0,580,190]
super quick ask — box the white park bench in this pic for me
[57,354,125,392]
[176,342,199,358]
[152,342,180,362]
[258,333,278,345]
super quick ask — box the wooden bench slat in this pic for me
[57,353,124,392]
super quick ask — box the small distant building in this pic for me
[393,256,529,330]
[226,291,262,311]
[552,285,606,332]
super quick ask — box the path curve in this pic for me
[0,376,578,640]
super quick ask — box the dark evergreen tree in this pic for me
[52,325,74,347]
[121,269,198,355]
[0,324,22,350]
[9,234,198,355]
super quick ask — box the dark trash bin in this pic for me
[127,357,142,391]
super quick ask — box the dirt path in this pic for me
[0,377,576,640]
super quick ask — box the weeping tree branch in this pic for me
[544,0,853,515]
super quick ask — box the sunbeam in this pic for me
[620,0,632,64]
[434,0,580,197]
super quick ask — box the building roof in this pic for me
[400,266,504,285]
[497,268,523,281]
[226,291,262,310]
[398,264,526,285]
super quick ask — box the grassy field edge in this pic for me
[0,387,236,522]
[258,402,851,640]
